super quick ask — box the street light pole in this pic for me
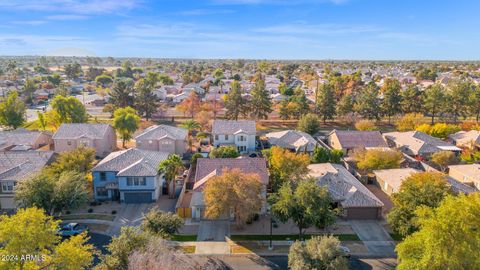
[269,214,273,250]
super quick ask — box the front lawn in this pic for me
[230,234,359,241]
[58,214,116,221]
[171,235,197,241]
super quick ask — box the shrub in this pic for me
[355,120,378,131]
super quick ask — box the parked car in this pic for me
[339,246,351,258]
[57,223,88,237]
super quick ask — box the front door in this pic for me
[112,189,120,201]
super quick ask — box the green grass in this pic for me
[58,213,116,221]
[230,234,359,241]
[171,235,197,241]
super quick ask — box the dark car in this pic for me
[57,223,89,237]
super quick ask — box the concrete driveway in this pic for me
[349,220,396,257]
[105,195,179,235]
[197,220,230,241]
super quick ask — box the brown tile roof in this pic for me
[193,157,268,191]
[330,130,387,149]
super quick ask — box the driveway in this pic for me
[106,196,179,236]
[349,220,396,257]
[197,220,230,241]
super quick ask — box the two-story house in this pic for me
[0,151,56,210]
[91,148,169,204]
[211,120,256,154]
[188,157,269,220]
[135,125,188,155]
[52,123,117,158]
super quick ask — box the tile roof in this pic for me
[212,120,256,135]
[308,163,384,208]
[0,129,49,149]
[383,131,460,155]
[373,168,420,193]
[266,130,318,152]
[92,148,170,177]
[330,130,387,149]
[52,123,112,140]
[134,125,187,141]
[0,151,55,181]
[193,157,268,191]
[449,130,480,147]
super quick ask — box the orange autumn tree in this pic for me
[204,168,262,228]
[176,92,201,118]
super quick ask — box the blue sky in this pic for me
[0,0,479,60]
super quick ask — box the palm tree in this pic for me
[180,120,201,152]
[158,154,184,199]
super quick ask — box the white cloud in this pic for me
[210,0,348,5]
[11,20,46,25]
[253,23,382,35]
[0,0,141,14]
[177,9,235,16]
[46,14,89,20]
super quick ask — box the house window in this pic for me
[96,187,107,197]
[225,135,229,140]
[127,177,147,186]
[67,141,72,146]
[1,181,15,192]
[238,135,246,142]
[215,135,219,141]
[100,172,107,181]
[237,146,247,152]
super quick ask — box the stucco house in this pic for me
[266,130,318,154]
[383,131,461,158]
[308,163,384,220]
[92,148,170,203]
[0,151,56,210]
[327,130,388,155]
[135,125,188,155]
[449,130,480,149]
[0,129,52,151]
[373,168,420,195]
[448,164,480,191]
[189,157,269,220]
[212,120,256,154]
[52,123,116,158]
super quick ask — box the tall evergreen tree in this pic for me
[381,78,402,124]
[249,74,272,120]
[336,93,354,117]
[224,80,246,120]
[354,82,381,120]
[110,77,135,109]
[316,83,336,123]
[445,79,472,123]
[134,75,158,121]
[401,85,423,114]
[423,83,445,124]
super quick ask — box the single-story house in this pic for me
[212,120,256,154]
[52,123,116,158]
[92,148,170,203]
[327,130,388,155]
[0,129,52,151]
[449,130,480,149]
[383,131,461,158]
[135,125,188,155]
[373,168,420,195]
[308,163,384,220]
[0,151,56,209]
[448,164,480,191]
[266,130,318,154]
[189,157,269,220]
